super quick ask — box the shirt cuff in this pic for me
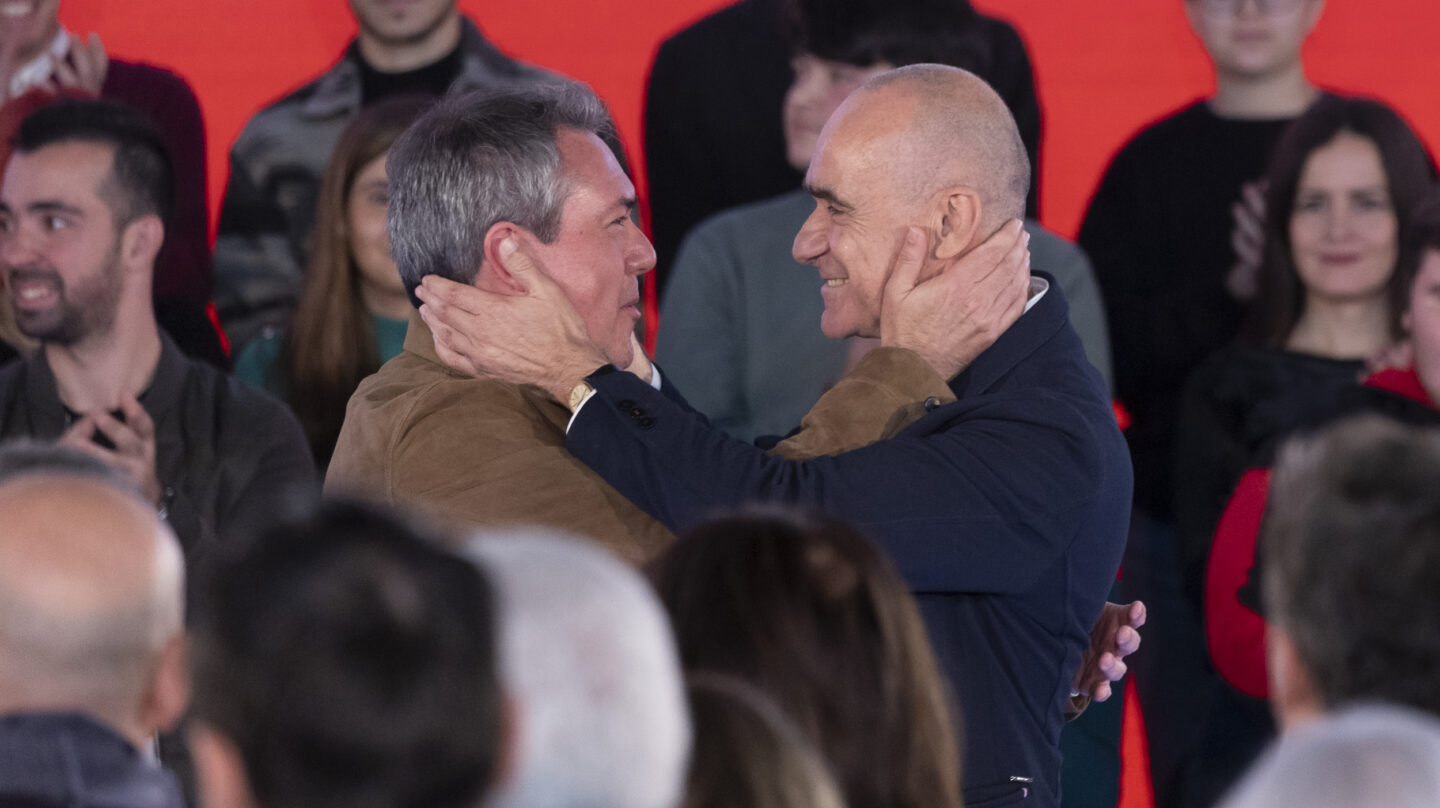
[566,365,662,432]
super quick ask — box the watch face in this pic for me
[569,381,594,411]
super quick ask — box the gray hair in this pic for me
[460,529,690,808]
[386,81,616,296]
[1219,703,1440,808]
[1261,414,1440,715]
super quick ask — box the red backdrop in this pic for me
[59,0,1440,241]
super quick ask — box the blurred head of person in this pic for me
[780,0,1001,172]
[0,441,186,748]
[1261,414,1440,731]
[461,529,691,808]
[1245,95,1433,350]
[1220,703,1440,808]
[682,672,847,808]
[652,506,963,808]
[187,499,504,808]
[281,94,428,466]
[1399,185,1440,404]
[1182,0,1324,84]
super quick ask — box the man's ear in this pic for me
[120,214,164,271]
[929,186,982,260]
[190,721,258,808]
[1266,625,1323,732]
[139,634,190,735]
[478,222,533,295]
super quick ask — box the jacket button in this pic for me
[616,399,636,410]
[923,396,941,411]
[637,416,656,430]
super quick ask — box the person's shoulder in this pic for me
[230,53,350,144]
[689,189,810,243]
[1108,99,1214,160]
[659,0,767,51]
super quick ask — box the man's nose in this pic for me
[627,227,657,274]
[792,208,826,264]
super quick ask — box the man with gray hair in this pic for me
[325,82,675,563]
[1259,413,1440,732]
[0,443,189,808]
[461,529,690,808]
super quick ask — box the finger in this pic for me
[884,227,927,296]
[91,411,145,458]
[1092,682,1112,703]
[118,395,155,443]
[417,274,490,317]
[1116,625,1141,656]
[1128,600,1147,628]
[1243,181,1267,214]
[497,237,570,302]
[52,55,80,88]
[419,304,479,376]
[59,414,97,446]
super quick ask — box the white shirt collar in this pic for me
[8,28,71,101]
[1022,275,1049,314]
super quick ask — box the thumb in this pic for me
[885,227,928,299]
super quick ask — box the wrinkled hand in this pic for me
[58,395,163,506]
[1363,338,1413,379]
[1074,600,1146,702]
[880,219,1030,380]
[416,238,607,401]
[1225,180,1266,303]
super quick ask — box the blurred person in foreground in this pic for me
[187,499,505,808]
[0,442,188,808]
[461,529,690,808]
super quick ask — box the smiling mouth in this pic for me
[0,2,36,18]
[825,278,848,287]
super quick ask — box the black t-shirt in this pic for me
[1079,97,1332,521]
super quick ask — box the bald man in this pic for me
[417,65,1131,807]
[0,457,188,808]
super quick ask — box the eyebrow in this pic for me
[26,201,85,217]
[803,183,854,213]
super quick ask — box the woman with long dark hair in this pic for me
[1174,95,1433,605]
[235,96,428,467]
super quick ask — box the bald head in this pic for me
[829,63,1029,232]
[0,473,183,739]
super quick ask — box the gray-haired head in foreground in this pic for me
[460,529,691,808]
[0,438,140,498]
[1219,703,1440,808]
[1261,413,1440,716]
[386,81,615,299]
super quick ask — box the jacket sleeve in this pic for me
[568,353,1109,595]
[1205,467,1273,700]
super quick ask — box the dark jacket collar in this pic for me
[0,712,184,808]
[948,269,1066,398]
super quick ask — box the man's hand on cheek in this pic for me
[880,219,1030,380]
[417,238,608,402]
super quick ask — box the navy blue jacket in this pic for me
[567,278,1131,807]
[0,712,185,808]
